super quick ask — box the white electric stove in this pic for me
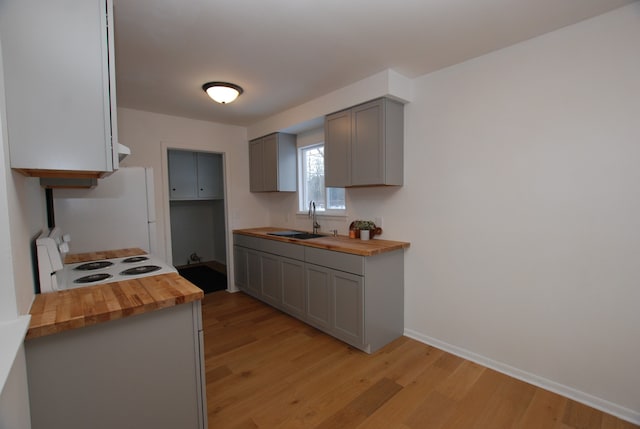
[36,227,176,293]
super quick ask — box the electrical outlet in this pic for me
[374,216,383,228]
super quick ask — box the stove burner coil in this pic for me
[73,273,113,284]
[122,256,149,263]
[119,265,162,276]
[74,261,114,271]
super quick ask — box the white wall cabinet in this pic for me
[169,150,223,200]
[0,0,121,178]
[325,97,404,187]
[233,234,404,353]
[249,133,297,192]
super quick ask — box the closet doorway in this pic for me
[167,149,227,293]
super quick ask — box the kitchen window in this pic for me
[298,143,345,213]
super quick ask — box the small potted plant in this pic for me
[349,220,382,240]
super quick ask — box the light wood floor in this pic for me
[202,291,637,429]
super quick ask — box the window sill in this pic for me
[295,211,347,219]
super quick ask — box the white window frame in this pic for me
[298,143,346,215]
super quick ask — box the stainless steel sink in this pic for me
[289,233,324,240]
[267,231,324,240]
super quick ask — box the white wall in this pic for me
[115,4,640,422]
[394,3,639,421]
[117,108,266,286]
[0,38,44,320]
[249,3,640,422]
[1,35,46,429]
[248,69,413,140]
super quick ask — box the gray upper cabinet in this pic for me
[196,152,224,199]
[169,150,223,200]
[249,133,297,192]
[325,97,404,187]
[169,151,198,199]
[324,110,351,188]
[0,0,120,178]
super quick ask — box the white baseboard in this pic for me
[404,328,640,425]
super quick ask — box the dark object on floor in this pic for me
[178,265,227,294]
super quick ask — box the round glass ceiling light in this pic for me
[202,82,243,104]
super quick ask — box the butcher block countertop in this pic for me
[63,247,148,264]
[28,249,203,340]
[234,227,410,256]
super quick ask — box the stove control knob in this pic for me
[59,242,70,253]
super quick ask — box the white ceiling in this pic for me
[113,0,636,127]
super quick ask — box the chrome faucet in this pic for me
[308,201,320,234]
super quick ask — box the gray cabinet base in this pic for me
[234,234,404,354]
[25,303,207,429]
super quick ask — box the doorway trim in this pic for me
[160,142,236,291]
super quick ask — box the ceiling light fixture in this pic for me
[202,81,243,104]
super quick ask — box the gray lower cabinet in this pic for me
[246,249,262,297]
[331,270,364,348]
[233,234,404,353]
[234,235,305,311]
[281,257,306,319]
[305,263,364,348]
[260,252,282,308]
[305,264,332,331]
[25,302,207,429]
[233,245,248,290]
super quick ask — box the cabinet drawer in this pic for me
[304,247,364,276]
[233,234,264,250]
[261,239,304,261]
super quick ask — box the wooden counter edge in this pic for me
[26,273,204,340]
[64,247,148,264]
[233,227,410,256]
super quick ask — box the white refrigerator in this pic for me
[53,167,158,255]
